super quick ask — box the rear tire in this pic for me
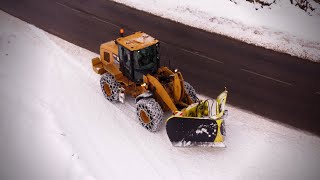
[184,81,199,103]
[136,98,163,132]
[100,73,120,103]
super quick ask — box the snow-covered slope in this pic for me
[1,11,320,180]
[112,0,320,62]
[0,11,95,180]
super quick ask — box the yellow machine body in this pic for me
[92,31,194,112]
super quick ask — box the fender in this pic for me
[135,91,153,103]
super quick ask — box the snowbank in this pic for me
[0,11,95,180]
[1,10,320,180]
[112,0,320,62]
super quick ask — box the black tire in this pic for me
[184,81,199,103]
[136,98,163,132]
[100,73,120,103]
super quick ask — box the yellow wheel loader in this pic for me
[92,29,228,146]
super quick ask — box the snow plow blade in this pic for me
[166,89,228,147]
[166,116,226,147]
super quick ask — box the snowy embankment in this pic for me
[112,0,320,62]
[0,11,95,180]
[1,11,320,180]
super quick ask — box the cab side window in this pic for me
[104,52,110,63]
[118,45,132,74]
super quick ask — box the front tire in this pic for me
[100,73,120,103]
[184,81,199,103]
[136,98,163,132]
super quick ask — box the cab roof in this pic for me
[116,31,158,51]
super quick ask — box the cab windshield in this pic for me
[133,44,158,72]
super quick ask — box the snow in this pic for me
[1,10,320,180]
[196,128,209,135]
[112,0,320,62]
[0,11,95,180]
[174,141,226,148]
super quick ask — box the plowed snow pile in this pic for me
[1,11,320,180]
[113,0,320,62]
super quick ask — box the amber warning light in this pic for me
[120,28,124,37]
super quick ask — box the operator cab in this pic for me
[116,31,160,84]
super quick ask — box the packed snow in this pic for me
[0,11,95,180]
[112,0,320,62]
[1,11,320,180]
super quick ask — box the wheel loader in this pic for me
[91,29,228,146]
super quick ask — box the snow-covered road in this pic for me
[1,11,320,180]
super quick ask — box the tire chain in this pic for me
[100,73,121,103]
[184,81,199,103]
[136,98,164,132]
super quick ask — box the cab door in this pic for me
[118,45,133,80]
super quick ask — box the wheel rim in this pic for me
[140,110,150,124]
[103,83,111,96]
